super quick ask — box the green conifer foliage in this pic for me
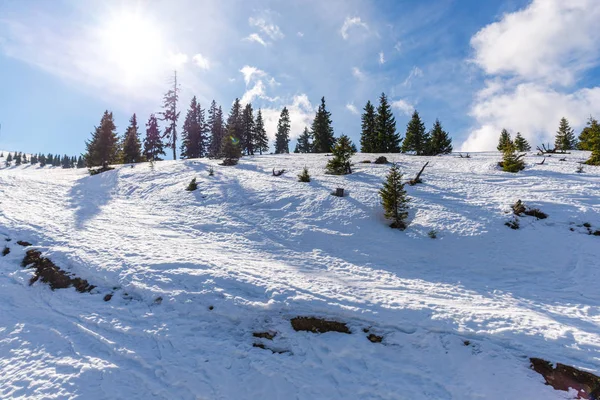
[380,163,410,230]
[325,135,355,175]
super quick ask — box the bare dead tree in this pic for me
[408,162,429,186]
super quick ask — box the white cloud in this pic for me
[340,17,368,40]
[394,41,402,52]
[464,0,600,151]
[169,52,188,67]
[240,65,266,85]
[297,32,304,37]
[192,53,210,70]
[391,99,414,116]
[352,67,365,80]
[249,17,284,40]
[244,33,267,47]
[379,51,385,65]
[239,65,279,104]
[470,0,600,86]
[346,103,359,115]
[403,66,423,87]
[261,94,315,141]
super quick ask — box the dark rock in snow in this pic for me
[530,357,600,399]
[22,249,95,292]
[290,317,350,334]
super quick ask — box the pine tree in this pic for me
[375,93,401,153]
[275,107,291,154]
[31,154,38,165]
[360,100,377,153]
[221,135,242,166]
[578,117,600,151]
[208,101,226,158]
[513,132,531,152]
[241,103,255,155]
[39,154,46,167]
[77,156,85,168]
[22,153,28,164]
[5,153,12,166]
[160,71,180,160]
[427,119,453,155]
[53,155,61,167]
[144,114,166,161]
[380,163,410,230]
[253,109,269,155]
[47,154,53,166]
[325,134,355,175]
[180,96,207,159]
[499,140,525,173]
[61,154,71,168]
[85,110,119,167]
[298,166,311,182]
[226,98,244,145]
[497,129,512,152]
[402,110,428,155]
[15,152,21,165]
[295,127,312,153]
[555,117,577,151]
[311,97,335,153]
[122,113,143,163]
[585,120,600,165]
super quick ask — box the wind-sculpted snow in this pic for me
[0,151,599,399]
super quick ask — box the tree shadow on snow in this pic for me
[68,169,119,229]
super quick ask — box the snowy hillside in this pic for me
[1,151,599,399]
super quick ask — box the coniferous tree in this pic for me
[85,110,119,167]
[72,156,77,167]
[22,153,28,164]
[360,100,377,153]
[298,166,311,182]
[208,101,226,158]
[241,103,255,155]
[253,109,269,155]
[514,132,531,152]
[311,97,335,153]
[39,154,46,167]
[144,114,166,162]
[122,113,143,163]
[15,152,21,165]
[295,127,312,153]
[180,96,207,159]
[77,156,85,168]
[375,93,401,153]
[47,154,54,166]
[31,154,38,165]
[160,71,180,160]
[221,135,242,166]
[497,129,512,152]
[499,140,525,173]
[226,98,244,144]
[325,134,355,175]
[585,121,600,165]
[578,117,600,151]
[402,110,428,155]
[275,107,291,154]
[427,119,453,155]
[380,163,410,230]
[53,155,61,167]
[5,152,12,166]
[555,117,577,151]
[61,154,71,168]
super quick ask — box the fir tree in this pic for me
[298,166,311,182]
[427,119,453,155]
[578,117,600,151]
[85,110,119,167]
[160,71,180,160]
[226,98,244,145]
[77,156,85,168]
[5,153,12,166]
[31,154,38,165]
[144,114,166,161]
[497,129,512,152]
[514,132,531,152]
[311,97,335,153]
[39,154,46,167]
[380,163,410,230]
[585,121,600,165]
[253,109,269,155]
[47,154,53,166]
[122,114,143,163]
[325,134,355,175]
[220,135,242,166]
[15,152,21,165]
[180,96,208,159]
[53,155,61,167]
[499,141,525,173]
[241,103,255,155]
[295,127,312,153]
[360,100,377,153]
[402,110,428,155]
[208,101,226,158]
[61,154,71,168]
[275,107,291,154]
[555,117,577,151]
[22,153,28,164]
[375,93,401,153]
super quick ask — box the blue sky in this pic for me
[1,0,600,156]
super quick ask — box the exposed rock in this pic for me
[2,246,9,256]
[374,156,389,164]
[290,317,350,334]
[253,331,276,340]
[17,240,32,247]
[530,358,600,399]
[104,294,113,302]
[21,249,95,292]
[367,334,383,343]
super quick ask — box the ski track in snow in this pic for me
[0,151,599,399]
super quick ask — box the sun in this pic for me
[99,10,165,83]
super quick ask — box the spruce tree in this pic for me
[578,117,600,151]
[39,154,46,167]
[298,166,311,182]
[53,155,61,167]
[402,110,428,155]
[22,153,28,164]
[428,119,453,155]
[275,107,291,154]
[311,97,335,153]
[380,163,410,230]
[325,134,355,175]
[295,127,312,153]
[555,117,577,151]
[499,140,525,173]
[180,96,207,159]
[85,110,119,167]
[221,135,242,166]
[514,132,531,152]
[31,154,38,165]
[122,113,143,163]
[208,101,226,158]
[160,71,180,160]
[77,156,85,168]
[497,129,512,152]
[144,114,166,161]
[375,93,401,153]
[47,154,53,166]
[15,152,21,165]
[360,100,377,153]
[585,122,600,165]
[61,154,71,168]
[241,103,255,155]
[5,153,12,165]
[226,98,244,145]
[253,109,269,155]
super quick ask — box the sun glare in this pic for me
[100,10,165,84]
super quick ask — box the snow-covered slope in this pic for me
[0,151,599,399]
